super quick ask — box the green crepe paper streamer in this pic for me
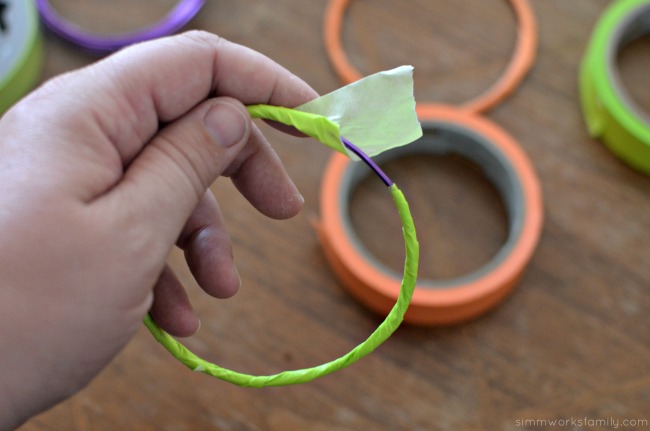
[247,104,347,155]
[144,105,419,387]
[144,184,418,387]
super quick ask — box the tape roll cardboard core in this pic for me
[608,2,650,125]
[343,122,522,287]
[319,106,543,325]
[349,153,509,280]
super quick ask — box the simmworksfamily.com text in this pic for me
[515,417,648,429]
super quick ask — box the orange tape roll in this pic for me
[318,106,543,325]
[324,0,538,114]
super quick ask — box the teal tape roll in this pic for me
[580,0,650,174]
[0,0,43,115]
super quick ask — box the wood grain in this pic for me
[18,0,650,430]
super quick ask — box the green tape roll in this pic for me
[0,0,44,115]
[580,0,650,174]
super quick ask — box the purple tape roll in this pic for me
[36,0,205,54]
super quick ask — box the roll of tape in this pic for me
[324,0,537,114]
[580,0,650,175]
[0,0,43,114]
[318,106,543,325]
[35,0,205,54]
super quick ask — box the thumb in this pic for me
[100,97,251,243]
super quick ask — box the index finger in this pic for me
[32,31,318,163]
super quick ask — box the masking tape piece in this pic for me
[580,0,650,174]
[296,65,423,157]
[0,0,44,115]
[145,109,419,387]
[319,106,543,326]
[324,0,537,114]
[249,66,422,159]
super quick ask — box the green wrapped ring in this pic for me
[144,105,419,387]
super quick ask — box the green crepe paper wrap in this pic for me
[145,67,422,386]
[247,104,346,154]
[144,184,418,387]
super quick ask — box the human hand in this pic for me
[0,31,317,429]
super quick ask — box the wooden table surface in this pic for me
[19,0,650,430]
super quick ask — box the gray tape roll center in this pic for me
[0,2,7,32]
[1,0,43,115]
[0,0,29,78]
[338,121,526,288]
[609,3,650,125]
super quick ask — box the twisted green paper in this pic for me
[247,104,346,154]
[143,105,419,387]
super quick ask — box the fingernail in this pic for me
[204,102,248,148]
[232,263,242,292]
